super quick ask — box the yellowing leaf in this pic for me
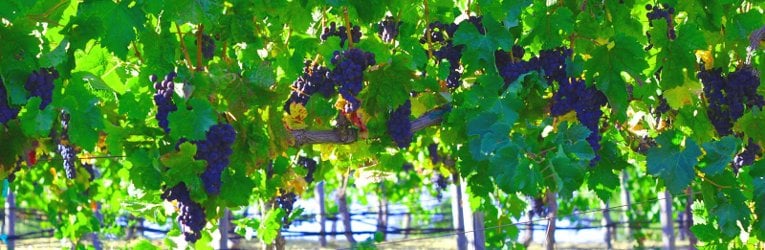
[695,50,714,70]
[664,80,701,109]
[283,103,308,130]
[554,111,578,130]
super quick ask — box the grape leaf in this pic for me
[72,0,145,60]
[219,168,256,207]
[161,142,208,202]
[18,98,55,138]
[700,136,740,176]
[735,107,765,146]
[168,98,217,141]
[257,208,285,244]
[127,149,162,190]
[361,55,413,115]
[646,131,702,194]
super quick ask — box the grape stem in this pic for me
[175,23,195,73]
[423,0,434,59]
[696,172,732,189]
[291,104,451,147]
[343,7,354,48]
[131,41,144,64]
[195,24,204,70]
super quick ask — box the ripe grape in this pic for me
[330,48,376,113]
[387,100,412,148]
[194,123,236,195]
[197,33,215,60]
[532,197,548,217]
[0,79,19,124]
[284,61,334,114]
[377,16,401,43]
[161,183,207,242]
[57,111,76,179]
[551,78,608,165]
[321,22,361,48]
[645,4,676,41]
[402,162,414,172]
[24,67,58,110]
[428,143,440,164]
[276,192,298,229]
[698,66,763,136]
[733,140,761,174]
[151,72,178,134]
[432,173,448,191]
[419,17,486,89]
[83,163,98,182]
[298,156,317,184]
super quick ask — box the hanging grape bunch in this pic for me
[24,67,59,110]
[321,22,361,48]
[387,100,412,148]
[151,72,178,134]
[284,61,334,114]
[298,157,318,184]
[377,16,401,43]
[330,48,376,113]
[161,183,207,242]
[0,79,19,124]
[194,123,237,195]
[276,192,298,229]
[197,33,215,60]
[57,111,77,179]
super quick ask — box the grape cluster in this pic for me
[284,61,334,114]
[699,66,764,136]
[645,4,676,40]
[532,197,548,217]
[428,143,440,164]
[330,48,376,113]
[276,192,298,229]
[24,67,59,110]
[432,173,448,191]
[321,22,361,48]
[194,123,236,195]
[402,162,414,172]
[387,100,412,148]
[161,183,207,242]
[151,72,178,134]
[420,21,461,88]
[551,78,608,165]
[0,79,20,124]
[495,46,572,88]
[83,163,98,182]
[733,139,761,174]
[298,156,317,184]
[198,34,215,60]
[377,16,401,43]
[57,111,77,179]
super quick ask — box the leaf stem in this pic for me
[131,41,144,64]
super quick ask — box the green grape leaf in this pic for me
[466,97,518,160]
[646,131,702,194]
[690,223,720,242]
[219,168,256,206]
[549,147,586,199]
[257,208,285,244]
[586,35,648,122]
[168,98,217,141]
[523,5,573,49]
[127,149,162,190]
[735,107,765,146]
[18,98,55,138]
[72,0,145,60]
[489,146,520,193]
[361,55,413,115]
[453,20,496,70]
[700,136,740,176]
[161,142,208,202]
[164,0,222,25]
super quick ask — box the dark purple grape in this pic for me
[0,79,20,124]
[24,67,58,110]
[428,143,440,164]
[551,78,607,165]
[330,48,376,113]
[699,66,763,136]
[162,183,207,242]
[151,72,178,133]
[57,111,76,179]
[377,16,401,43]
[387,100,412,148]
[193,123,236,195]
[197,34,215,60]
[298,156,317,184]
[320,22,362,48]
[276,192,298,229]
[284,61,334,114]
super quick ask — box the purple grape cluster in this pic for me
[298,156,317,184]
[733,139,761,174]
[284,61,334,114]
[197,33,215,60]
[24,67,59,110]
[646,4,676,40]
[428,143,440,164]
[402,162,414,172]
[386,100,412,148]
[495,46,572,89]
[83,163,98,182]
[551,78,608,165]
[276,192,297,229]
[0,79,20,124]
[330,48,376,113]
[377,16,401,43]
[161,183,207,242]
[432,173,448,191]
[57,111,77,179]
[194,123,236,195]
[699,67,764,136]
[419,17,485,88]
[321,22,361,48]
[532,197,548,217]
[151,72,178,134]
